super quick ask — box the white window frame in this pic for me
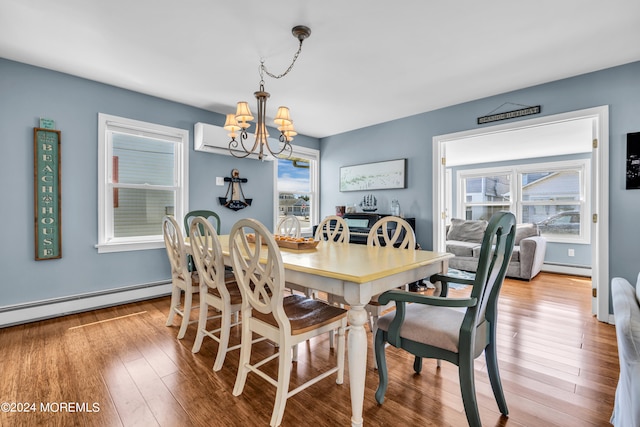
[456,171,512,218]
[273,145,319,236]
[457,159,590,244]
[96,113,189,253]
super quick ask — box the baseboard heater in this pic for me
[541,262,592,277]
[0,280,172,329]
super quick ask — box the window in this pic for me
[460,173,511,220]
[97,113,188,253]
[457,159,589,243]
[274,146,319,236]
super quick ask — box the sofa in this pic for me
[445,218,546,280]
[610,273,640,426]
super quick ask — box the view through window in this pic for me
[98,114,188,252]
[275,148,318,235]
[458,160,589,243]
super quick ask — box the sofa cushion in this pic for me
[446,240,481,257]
[515,223,539,245]
[472,245,520,262]
[447,218,487,243]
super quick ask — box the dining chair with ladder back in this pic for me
[374,211,516,427]
[163,215,199,339]
[189,216,244,371]
[230,218,347,427]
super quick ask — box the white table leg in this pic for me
[347,304,368,427]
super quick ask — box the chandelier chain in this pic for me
[260,39,304,80]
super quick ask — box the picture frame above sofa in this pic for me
[445,218,547,280]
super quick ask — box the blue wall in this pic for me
[320,61,640,285]
[2,56,639,312]
[0,58,318,307]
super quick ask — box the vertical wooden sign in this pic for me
[34,128,62,260]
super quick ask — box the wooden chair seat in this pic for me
[252,294,347,335]
[206,279,243,306]
[177,271,200,291]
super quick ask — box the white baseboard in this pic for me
[541,263,592,277]
[0,281,172,328]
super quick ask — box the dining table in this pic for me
[187,234,453,427]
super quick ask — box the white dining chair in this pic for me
[163,215,199,339]
[189,216,244,371]
[315,215,351,348]
[366,216,416,368]
[276,215,301,238]
[314,215,350,243]
[275,214,311,299]
[230,218,347,427]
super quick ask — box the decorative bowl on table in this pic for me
[246,234,319,250]
[274,235,320,250]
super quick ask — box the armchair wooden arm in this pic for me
[429,273,475,297]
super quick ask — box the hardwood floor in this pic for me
[0,272,617,426]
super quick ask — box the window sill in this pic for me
[95,240,164,253]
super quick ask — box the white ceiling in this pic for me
[1,0,639,138]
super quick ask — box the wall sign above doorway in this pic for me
[477,104,541,125]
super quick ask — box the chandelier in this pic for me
[224,25,311,160]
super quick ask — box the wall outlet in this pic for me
[568,248,575,257]
[216,177,224,186]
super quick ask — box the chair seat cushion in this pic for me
[376,303,487,354]
[473,245,520,262]
[252,294,347,335]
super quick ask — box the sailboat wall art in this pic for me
[339,159,406,192]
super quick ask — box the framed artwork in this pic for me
[340,158,406,191]
[627,132,640,189]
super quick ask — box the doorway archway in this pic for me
[432,106,609,322]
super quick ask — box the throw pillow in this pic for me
[514,223,539,245]
[447,218,487,243]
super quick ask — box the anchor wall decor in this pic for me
[218,169,253,211]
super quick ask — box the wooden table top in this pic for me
[212,235,452,284]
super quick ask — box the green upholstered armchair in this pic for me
[374,211,516,427]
